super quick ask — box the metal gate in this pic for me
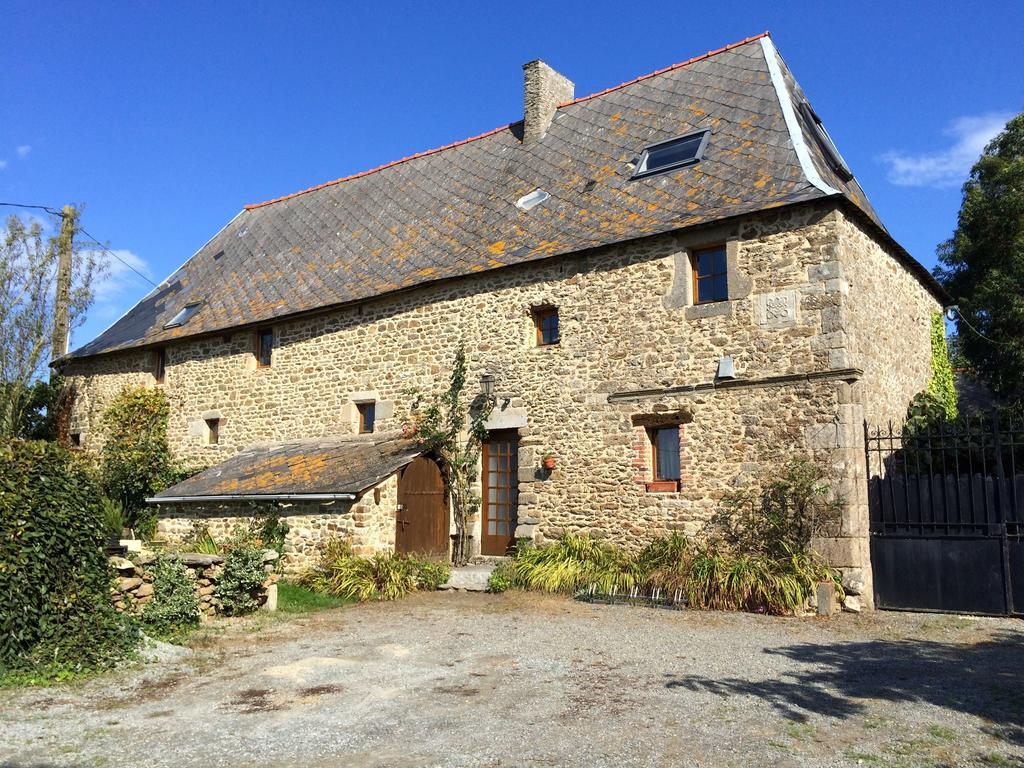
[866,413,1023,616]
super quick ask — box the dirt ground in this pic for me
[2,591,1022,768]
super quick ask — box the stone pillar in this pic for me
[811,386,873,610]
[522,60,574,144]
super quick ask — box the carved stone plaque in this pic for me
[756,290,798,329]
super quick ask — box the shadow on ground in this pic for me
[665,630,1024,747]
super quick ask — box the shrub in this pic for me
[216,544,267,616]
[181,524,220,555]
[141,555,200,640]
[411,558,450,591]
[486,560,516,593]
[100,497,125,539]
[713,458,843,560]
[100,387,173,538]
[299,538,449,601]
[504,534,641,594]
[0,440,139,678]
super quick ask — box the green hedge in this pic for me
[0,440,138,678]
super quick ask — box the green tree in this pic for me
[100,386,173,537]
[935,112,1024,402]
[0,213,102,437]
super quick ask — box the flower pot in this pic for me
[542,457,556,470]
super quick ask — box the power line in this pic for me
[0,201,64,217]
[77,225,159,288]
[2,201,159,288]
[948,305,1012,347]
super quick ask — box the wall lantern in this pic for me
[479,373,496,398]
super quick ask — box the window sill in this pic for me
[684,300,733,321]
[645,480,681,493]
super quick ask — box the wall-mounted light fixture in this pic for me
[479,373,496,398]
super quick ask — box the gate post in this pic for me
[811,394,873,609]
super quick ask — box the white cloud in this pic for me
[15,144,31,158]
[88,248,153,303]
[881,112,1013,188]
[0,159,7,170]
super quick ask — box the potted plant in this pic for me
[101,497,128,556]
[541,452,557,471]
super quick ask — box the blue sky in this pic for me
[2,1,1021,349]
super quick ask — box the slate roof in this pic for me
[70,33,942,360]
[150,432,421,501]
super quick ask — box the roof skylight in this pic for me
[163,302,203,329]
[516,189,550,211]
[798,102,854,181]
[632,129,709,178]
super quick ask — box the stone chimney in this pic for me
[522,60,574,144]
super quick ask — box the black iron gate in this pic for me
[866,413,1023,616]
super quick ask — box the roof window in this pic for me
[632,130,709,178]
[798,102,854,181]
[164,302,202,329]
[516,189,550,211]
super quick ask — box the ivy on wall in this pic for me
[906,313,959,431]
[926,313,958,422]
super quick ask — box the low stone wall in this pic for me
[109,551,279,619]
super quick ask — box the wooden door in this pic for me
[481,430,519,555]
[396,457,449,557]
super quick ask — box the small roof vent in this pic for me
[516,189,550,211]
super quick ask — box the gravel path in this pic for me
[2,592,1022,767]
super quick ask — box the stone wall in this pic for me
[109,551,278,618]
[837,210,944,425]
[155,473,398,574]
[65,201,940,601]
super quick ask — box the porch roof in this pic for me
[149,431,422,504]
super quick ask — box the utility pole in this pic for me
[52,204,78,365]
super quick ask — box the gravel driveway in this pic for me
[2,592,1022,767]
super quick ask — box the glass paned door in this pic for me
[481,430,519,555]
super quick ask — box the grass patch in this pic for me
[980,753,1014,767]
[277,582,354,614]
[925,724,956,742]
[784,720,816,741]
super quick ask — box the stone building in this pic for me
[60,34,948,604]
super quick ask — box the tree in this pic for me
[0,212,102,437]
[935,112,1024,402]
[409,346,493,565]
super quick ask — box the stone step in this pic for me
[441,562,498,592]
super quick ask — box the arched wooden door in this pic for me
[396,457,449,557]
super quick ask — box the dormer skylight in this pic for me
[798,102,854,181]
[516,189,550,211]
[164,302,203,329]
[632,129,710,178]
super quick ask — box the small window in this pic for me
[164,302,202,329]
[798,102,854,181]
[205,418,220,445]
[69,432,82,448]
[650,426,681,485]
[154,348,166,384]
[533,306,560,346]
[357,402,376,434]
[692,245,729,305]
[632,130,709,178]
[256,329,274,368]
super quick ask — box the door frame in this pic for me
[480,429,520,556]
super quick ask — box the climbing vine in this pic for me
[408,345,493,565]
[925,312,958,422]
[905,313,959,432]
